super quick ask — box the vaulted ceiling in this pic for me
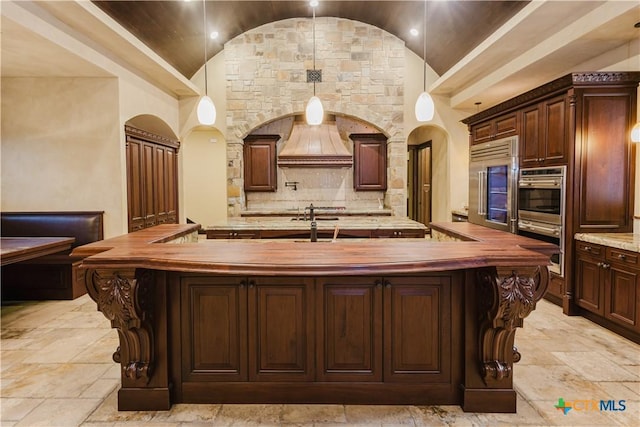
[91,0,529,79]
[2,1,638,111]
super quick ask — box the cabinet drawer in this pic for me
[576,242,604,257]
[607,247,639,267]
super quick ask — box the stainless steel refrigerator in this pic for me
[468,136,519,233]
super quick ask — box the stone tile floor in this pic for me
[1,295,638,426]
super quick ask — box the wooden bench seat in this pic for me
[1,211,104,300]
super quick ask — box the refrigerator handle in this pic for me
[477,171,486,215]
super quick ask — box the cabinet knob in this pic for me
[602,263,611,269]
[248,280,255,288]
[375,280,383,289]
[584,246,592,251]
[384,280,391,289]
[618,254,626,260]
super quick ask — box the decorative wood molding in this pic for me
[125,125,180,150]
[462,72,640,125]
[476,266,549,384]
[85,268,155,384]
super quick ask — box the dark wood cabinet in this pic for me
[244,135,278,192]
[316,275,454,383]
[573,87,637,232]
[316,278,383,382]
[352,134,387,191]
[126,126,179,232]
[181,276,314,383]
[520,95,568,167]
[575,241,640,341]
[463,72,639,322]
[181,277,248,382]
[469,112,518,145]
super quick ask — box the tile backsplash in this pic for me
[246,167,384,211]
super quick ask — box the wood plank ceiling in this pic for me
[92,1,529,79]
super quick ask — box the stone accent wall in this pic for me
[225,17,406,216]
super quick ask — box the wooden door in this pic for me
[125,126,180,232]
[126,139,145,231]
[181,277,248,382]
[384,276,452,382]
[316,277,383,382]
[248,277,314,381]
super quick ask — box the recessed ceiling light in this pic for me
[210,31,219,40]
[410,28,419,37]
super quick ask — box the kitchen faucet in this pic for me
[306,204,317,242]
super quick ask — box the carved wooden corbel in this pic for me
[85,268,155,384]
[477,266,549,384]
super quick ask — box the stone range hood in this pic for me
[277,121,353,168]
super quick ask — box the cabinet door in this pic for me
[244,136,278,192]
[248,277,314,381]
[541,95,567,165]
[471,122,493,145]
[605,264,639,331]
[352,134,387,191]
[575,254,604,315]
[494,113,518,140]
[126,139,145,231]
[520,105,541,167]
[384,276,452,382]
[181,277,248,382]
[316,277,382,382]
[576,89,636,231]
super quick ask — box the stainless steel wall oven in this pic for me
[517,166,566,276]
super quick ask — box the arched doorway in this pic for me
[407,125,450,226]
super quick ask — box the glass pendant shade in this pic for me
[305,95,324,125]
[632,122,640,143]
[415,91,435,122]
[197,95,216,125]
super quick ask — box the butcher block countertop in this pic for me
[75,222,554,276]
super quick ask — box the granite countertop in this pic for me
[206,216,427,231]
[240,208,393,217]
[574,233,640,253]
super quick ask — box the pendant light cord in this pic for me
[312,6,317,96]
[202,0,208,96]
[422,0,427,92]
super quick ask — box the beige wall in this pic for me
[1,77,122,236]
[181,128,228,227]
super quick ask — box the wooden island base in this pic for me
[75,224,554,413]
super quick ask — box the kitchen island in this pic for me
[75,223,554,413]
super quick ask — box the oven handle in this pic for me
[519,221,561,237]
[519,179,562,188]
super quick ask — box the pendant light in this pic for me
[305,0,324,125]
[197,0,216,125]
[415,0,435,122]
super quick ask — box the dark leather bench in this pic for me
[1,211,104,300]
